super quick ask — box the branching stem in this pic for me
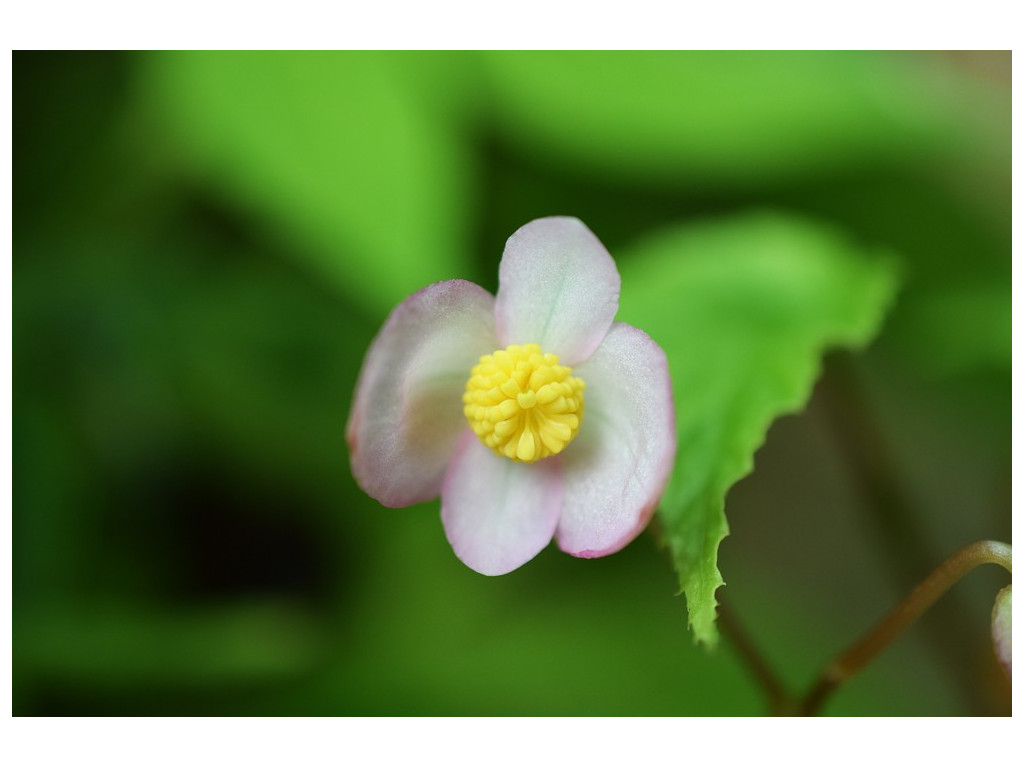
[719,541,1011,715]
[797,540,1011,715]
[716,600,790,715]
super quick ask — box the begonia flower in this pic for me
[347,217,677,575]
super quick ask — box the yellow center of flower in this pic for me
[463,343,586,463]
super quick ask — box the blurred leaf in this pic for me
[618,213,900,646]
[143,51,478,314]
[484,51,958,187]
[167,248,369,494]
[892,283,1010,377]
[16,600,324,690]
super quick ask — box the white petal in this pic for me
[347,280,496,507]
[556,322,677,557]
[494,217,620,365]
[441,431,564,575]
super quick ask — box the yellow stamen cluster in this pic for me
[463,343,586,463]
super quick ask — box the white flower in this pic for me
[347,217,676,575]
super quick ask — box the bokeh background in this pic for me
[13,51,1010,715]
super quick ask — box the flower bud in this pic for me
[992,585,1011,678]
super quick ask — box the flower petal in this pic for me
[556,322,677,557]
[347,280,496,507]
[992,585,1011,678]
[441,431,563,575]
[494,217,621,365]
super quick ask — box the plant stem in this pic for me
[797,540,1011,716]
[716,599,790,715]
[819,351,996,712]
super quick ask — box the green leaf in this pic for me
[484,51,958,187]
[142,51,478,314]
[617,212,900,646]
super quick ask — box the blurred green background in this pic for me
[13,51,1010,715]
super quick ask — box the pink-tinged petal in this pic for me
[992,585,1011,678]
[556,322,676,558]
[347,280,496,507]
[441,430,563,576]
[494,217,621,365]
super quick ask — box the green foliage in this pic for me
[618,213,900,646]
[893,283,1010,377]
[16,599,323,689]
[144,51,478,314]
[484,51,957,186]
[13,51,1008,715]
